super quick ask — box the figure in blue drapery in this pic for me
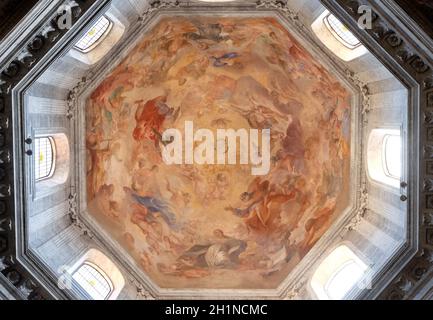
[124,187,180,231]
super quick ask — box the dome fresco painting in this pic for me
[1,0,423,301]
[85,16,352,289]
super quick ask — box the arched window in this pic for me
[311,245,368,300]
[69,13,124,65]
[34,136,55,181]
[367,129,402,188]
[68,249,125,300]
[324,260,367,299]
[74,16,112,53]
[324,14,361,49]
[72,262,113,300]
[311,10,367,61]
[382,134,401,180]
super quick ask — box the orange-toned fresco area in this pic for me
[85,16,352,289]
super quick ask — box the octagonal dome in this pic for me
[84,16,352,289]
[9,0,415,301]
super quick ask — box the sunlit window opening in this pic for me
[72,262,113,300]
[325,260,368,299]
[383,135,401,180]
[367,129,402,188]
[324,14,361,49]
[312,10,367,61]
[34,137,55,181]
[74,16,112,53]
[311,245,369,300]
[69,249,125,300]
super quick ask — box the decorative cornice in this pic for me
[0,0,102,300]
[340,181,369,237]
[66,77,88,119]
[0,1,82,76]
[138,0,180,24]
[0,0,427,300]
[68,192,94,239]
[284,277,307,300]
[344,69,371,123]
[325,0,431,299]
[256,0,298,19]
[129,277,155,300]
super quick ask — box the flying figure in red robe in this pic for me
[132,96,176,144]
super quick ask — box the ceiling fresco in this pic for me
[85,16,352,289]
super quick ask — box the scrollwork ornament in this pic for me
[129,277,155,300]
[138,0,181,25]
[339,178,368,238]
[68,192,94,239]
[284,277,307,300]
[256,0,308,33]
[67,77,87,119]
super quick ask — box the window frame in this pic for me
[311,9,368,62]
[34,136,56,182]
[323,259,367,300]
[367,128,402,190]
[382,134,401,180]
[323,13,362,50]
[310,244,369,300]
[73,15,113,53]
[72,261,114,300]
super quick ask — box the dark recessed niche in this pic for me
[0,0,39,41]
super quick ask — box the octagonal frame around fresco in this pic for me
[0,0,425,300]
[73,6,363,298]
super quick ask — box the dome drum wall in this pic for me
[0,0,424,300]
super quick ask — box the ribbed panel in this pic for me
[26,82,70,100]
[368,77,404,95]
[368,107,402,123]
[355,218,400,252]
[370,89,408,110]
[29,216,71,249]
[346,230,384,262]
[36,225,88,270]
[364,210,406,241]
[368,186,405,228]
[49,57,88,78]
[36,69,79,90]
[29,201,68,231]
[357,65,393,83]
[52,225,81,248]
[27,96,67,115]
[112,0,139,23]
[128,0,148,14]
